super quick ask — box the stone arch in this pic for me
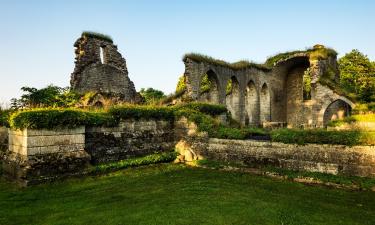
[226,76,241,121]
[319,97,354,126]
[245,80,259,126]
[260,83,271,124]
[198,69,220,104]
[284,56,310,126]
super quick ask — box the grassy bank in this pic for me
[1,164,375,225]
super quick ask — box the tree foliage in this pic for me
[175,75,187,93]
[139,88,166,104]
[338,49,375,102]
[10,85,81,109]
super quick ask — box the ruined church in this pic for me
[70,32,353,128]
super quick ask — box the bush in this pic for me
[174,102,227,116]
[109,105,175,121]
[212,126,268,140]
[93,151,178,173]
[270,129,375,146]
[9,108,89,129]
[0,109,13,127]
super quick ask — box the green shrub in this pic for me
[85,111,118,127]
[327,114,375,127]
[109,105,175,121]
[212,126,268,140]
[93,151,178,173]
[270,129,374,146]
[174,102,227,116]
[353,103,375,114]
[0,109,13,127]
[9,108,89,129]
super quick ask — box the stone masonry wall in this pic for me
[2,127,90,186]
[183,50,354,128]
[70,34,138,102]
[199,138,375,177]
[85,119,175,164]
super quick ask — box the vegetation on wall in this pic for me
[183,53,271,71]
[265,45,338,67]
[82,31,113,43]
[175,75,186,93]
[200,74,212,94]
[270,129,374,146]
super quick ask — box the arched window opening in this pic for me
[260,83,271,124]
[198,70,219,103]
[225,76,240,122]
[245,80,259,126]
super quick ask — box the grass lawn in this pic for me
[1,164,375,225]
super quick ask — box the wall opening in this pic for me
[323,99,352,126]
[198,70,220,104]
[285,57,310,126]
[245,80,259,126]
[99,46,105,64]
[260,83,270,124]
[226,76,241,122]
[303,68,312,101]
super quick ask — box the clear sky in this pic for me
[0,0,374,105]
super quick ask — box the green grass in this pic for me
[265,166,375,190]
[183,53,271,71]
[1,163,375,225]
[93,151,178,173]
[270,128,375,146]
[82,31,113,43]
[265,45,338,67]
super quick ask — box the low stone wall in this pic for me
[198,138,375,177]
[2,127,90,186]
[85,119,175,164]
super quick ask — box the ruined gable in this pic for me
[70,32,139,103]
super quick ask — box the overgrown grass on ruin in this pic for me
[82,31,113,43]
[0,163,375,225]
[183,53,271,71]
[265,46,338,67]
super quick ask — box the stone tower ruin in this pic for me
[70,32,138,102]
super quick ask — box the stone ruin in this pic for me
[182,45,354,128]
[70,32,140,104]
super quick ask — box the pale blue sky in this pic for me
[0,0,374,105]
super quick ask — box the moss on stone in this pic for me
[82,31,113,43]
[265,45,338,67]
[183,53,271,71]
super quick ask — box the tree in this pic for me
[338,49,375,102]
[139,88,166,104]
[175,75,186,93]
[10,85,81,109]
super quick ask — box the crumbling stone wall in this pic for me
[183,49,354,128]
[201,139,375,177]
[70,33,138,102]
[85,119,175,164]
